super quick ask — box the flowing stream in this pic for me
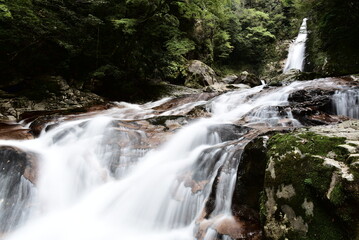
[1,79,354,240]
[283,18,308,73]
[331,89,359,119]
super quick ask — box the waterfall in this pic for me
[0,79,349,240]
[331,88,359,119]
[283,18,308,73]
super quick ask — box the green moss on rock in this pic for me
[262,131,358,240]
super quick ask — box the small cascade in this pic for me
[0,78,355,240]
[331,88,359,119]
[283,18,308,73]
[0,176,35,233]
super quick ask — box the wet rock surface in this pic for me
[288,88,338,125]
[0,146,36,232]
[0,122,34,140]
[283,78,358,126]
[153,93,218,113]
[231,138,267,221]
[195,130,277,240]
[0,146,38,184]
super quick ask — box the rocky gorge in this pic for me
[0,72,358,240]
[1,0,358,238]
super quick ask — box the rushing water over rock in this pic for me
[283,18,308,73]
[0,79,357,240]
[331,89,359,119]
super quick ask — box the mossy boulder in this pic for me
[262,125,359,240]
[184,60,219,89]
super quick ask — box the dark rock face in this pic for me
[267,70,323,86]
[288,88,334,125]
[0,146,37,232]
[0,75,106,121]
[195,129,269,240]
[29,115,62,137]
[287,87,352,126]
[0,146,38,184]
[231,138,267,221]
[288,88,334,105]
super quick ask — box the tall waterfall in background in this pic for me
[283,18,308,73]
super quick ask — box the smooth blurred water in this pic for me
[283,18,308,73]
[331,89,359,119]
[0,79,345,240]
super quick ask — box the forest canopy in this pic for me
[0,0,357,99]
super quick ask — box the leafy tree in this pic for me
[302,0,359,74]
[0,0,311,100]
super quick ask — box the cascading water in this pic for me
[283,18,308,73]
[0,79,349,240]
[331,88,359,119]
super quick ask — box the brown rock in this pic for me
[0,146,38,183]
[0,122,34,140]
[153,93,218,113]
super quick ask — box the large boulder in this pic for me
[0,146,38,184]
[184,60,219,89]
[262,121,359,240]
[287,88,339,125]
[222,74,239,84]
[234,71,262,87]
[232,137,267,219]
[285,78,359,126]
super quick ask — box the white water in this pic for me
[332,88,359,119]
[0,79,342,240]
[283,18,308,73]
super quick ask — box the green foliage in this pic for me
[330,182,346,206]
[166,38,195,56]
[213,30,233,59]
[302,0,359,75]
[112,18,138,34]
[0,2,11,19]
[0,0,304,100]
